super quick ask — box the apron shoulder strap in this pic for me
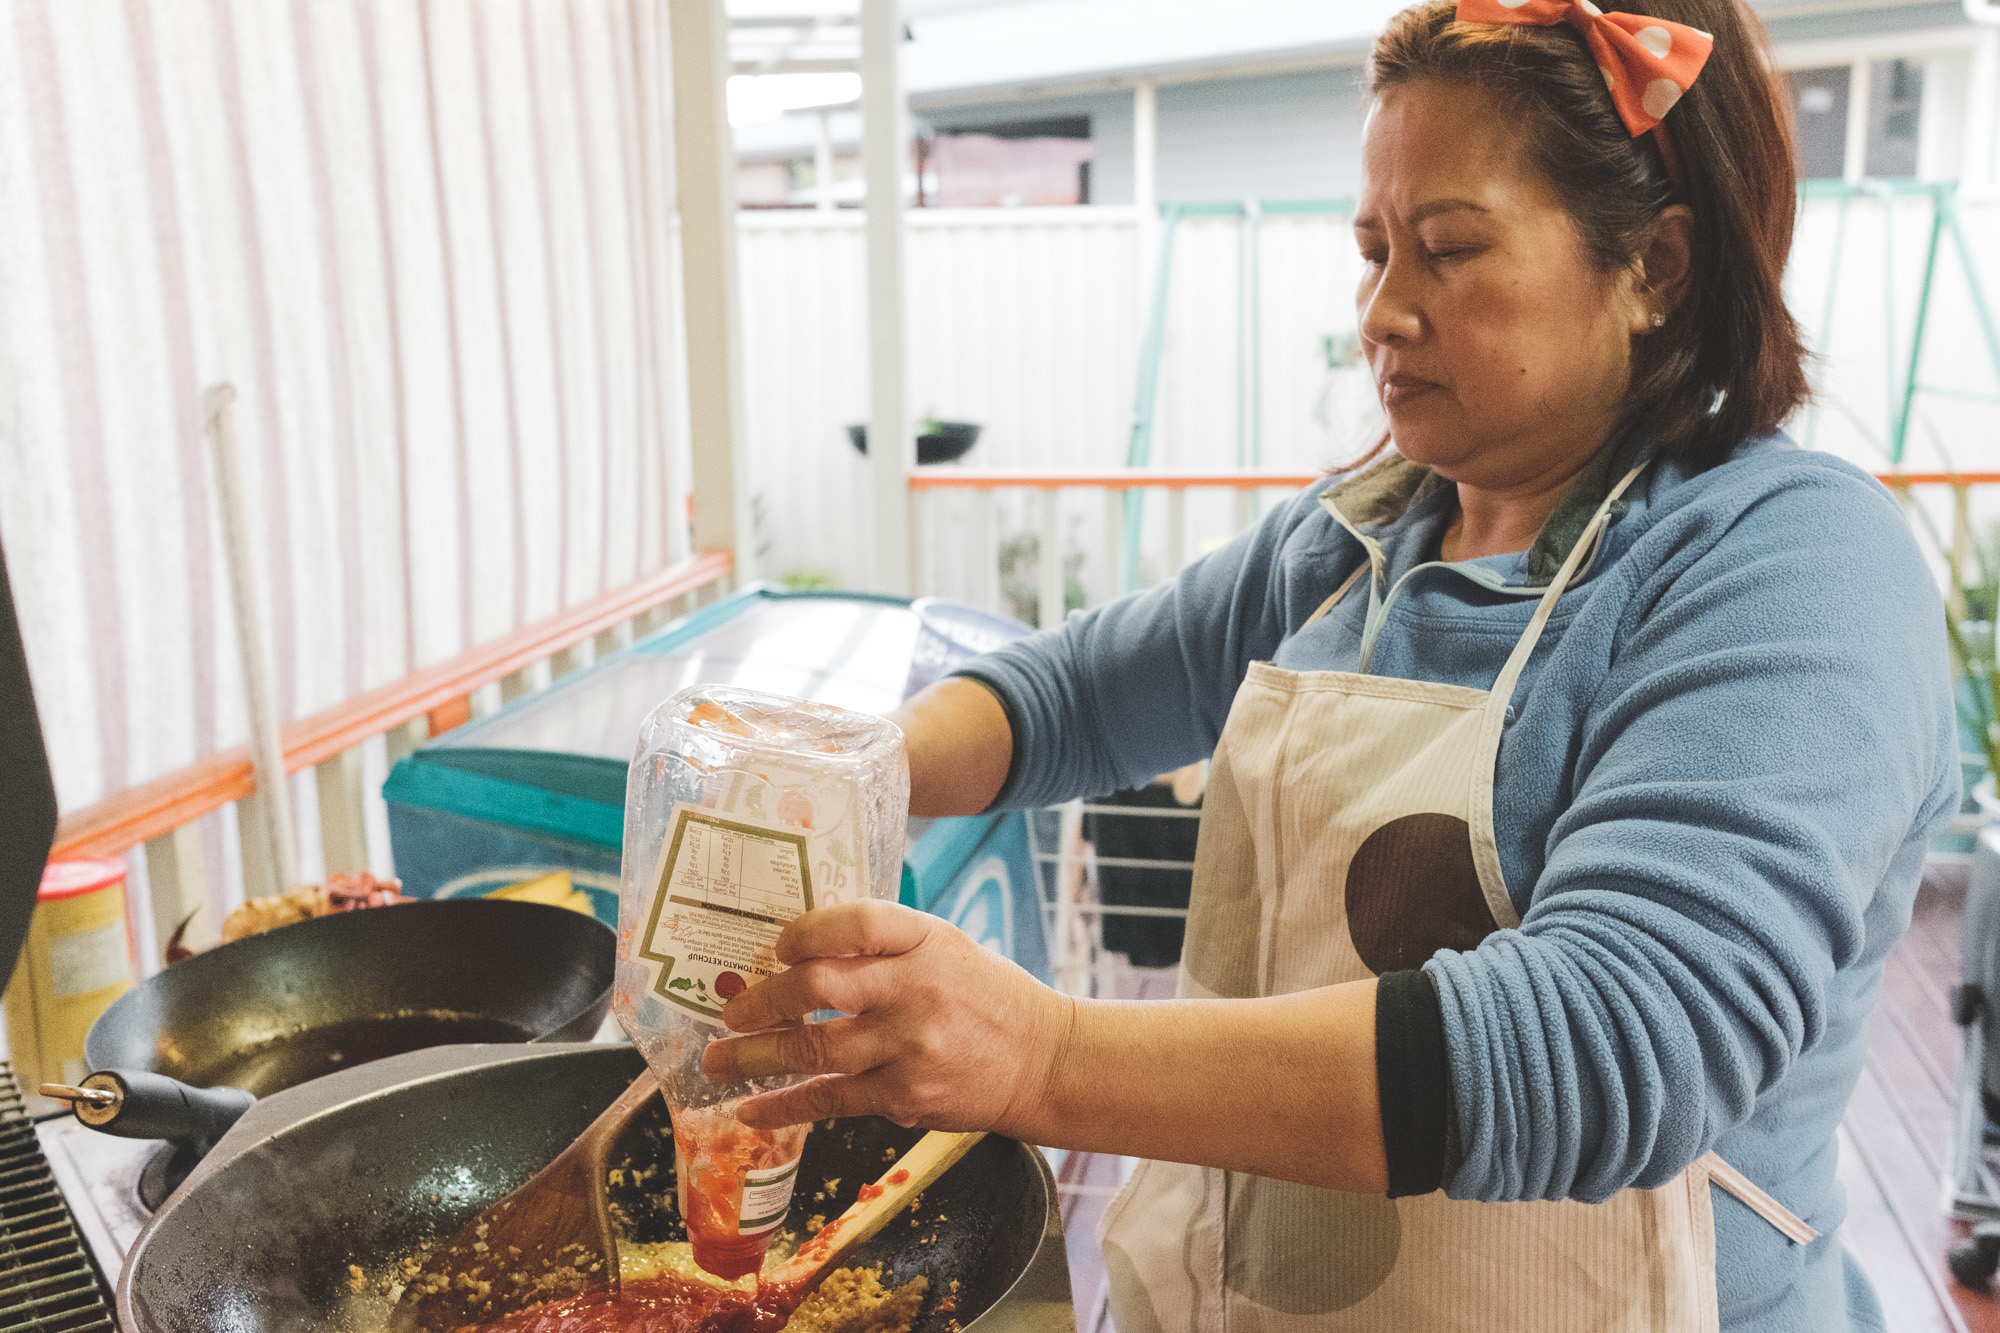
[1700,1152,1819,1245]
[1469,462,1648,927]
[1303,564,1369,628]
[1486,464,1648,710]
[1307,462,1645,668]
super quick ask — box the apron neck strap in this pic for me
[1318,502,1391,641]
[1304,564,1369,629]
[1487,463,1649,710]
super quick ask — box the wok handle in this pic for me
[45,1069,255,1150]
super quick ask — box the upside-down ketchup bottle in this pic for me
[614,686,908,1280]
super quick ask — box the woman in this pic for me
[704,0,1959,1327]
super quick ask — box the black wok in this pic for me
[88,899,614,1095]
[118,1042,1074,1333]
[75,900,614,1200]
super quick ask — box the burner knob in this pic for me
[41,1069,254,1146]
[40,1073,123,1127]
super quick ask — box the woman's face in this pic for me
[1354,80,1650,491]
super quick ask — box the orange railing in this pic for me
[904,466,2000,632]
[53,549,733,862]
[907,467,1331,629]
[909,467,2000,490]
[53,467,2000,874]
[1880,474,2000,487]
[907,468,1323,490]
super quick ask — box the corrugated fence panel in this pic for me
[0,0,691,816]
[908,208,1141,474]
[744,191,2000,608]
[1788,193,2000,587]
[1256,211,1379,472]
[1790,192,2000,475]
[736,215,870,588]
[736,206,1390,602]
[738,207,1140,591]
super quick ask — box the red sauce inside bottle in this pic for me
[672,1106,810,1281]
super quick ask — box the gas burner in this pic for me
[36,1113,158,1276]
[136,1139,202,1213]
[1,1067,119,1328]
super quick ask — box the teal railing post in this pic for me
[1943,185,2000,412]
[1890,184,1948,465]
[1114,198,1356,592]
[1882,185,1900,454]
[1801,189,1851,453]
[1121,203,1183,591]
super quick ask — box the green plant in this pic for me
[748,494,773,564]
[1313,332,1366,436]
[1319,331,1362,369]
[779,567,839,591]
[997,532,1040,626]
[1907,493,2000,780]
[996,523,1087,627]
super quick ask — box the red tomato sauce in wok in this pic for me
[462,1274,804,1333]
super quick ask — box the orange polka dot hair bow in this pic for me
[1454,0,1714,137]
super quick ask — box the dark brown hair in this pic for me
[1368,0,1810,470]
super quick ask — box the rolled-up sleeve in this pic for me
[1427,472,1958,1203]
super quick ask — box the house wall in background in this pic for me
[739,3,2000,208]
[920,66,1367,205]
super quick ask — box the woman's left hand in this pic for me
[700,899,1076,1133]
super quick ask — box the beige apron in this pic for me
[1098,466,1815,1332]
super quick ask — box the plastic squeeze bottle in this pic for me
[614,685,909,1280]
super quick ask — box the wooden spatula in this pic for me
[391,1070,663,1332]
[763,1130,986,1300]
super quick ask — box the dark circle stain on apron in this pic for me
[1345,812,1497,975]
[1224,1176,1401,1313]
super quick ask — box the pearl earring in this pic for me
[1650,311,1666,328]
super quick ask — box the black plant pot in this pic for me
[848,421,982,465]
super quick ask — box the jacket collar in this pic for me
[1318,440,1644,589]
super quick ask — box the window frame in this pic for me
[1773,26,1993,185]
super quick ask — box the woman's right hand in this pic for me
[698,899,1073,1135]
[700,898,1391,1193]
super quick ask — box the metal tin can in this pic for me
[5,857,135,1110]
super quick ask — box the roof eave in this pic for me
[907,40,1374,111]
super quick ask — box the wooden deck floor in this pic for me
[1842,864,2000,1333]
[1053,867,2000,1332]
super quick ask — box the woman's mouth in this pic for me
[1378,373,1440,408]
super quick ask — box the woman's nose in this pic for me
[1358,256,1423,346]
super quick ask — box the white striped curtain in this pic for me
[0,0,693,816]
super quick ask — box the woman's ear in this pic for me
[1625,204,1694,334]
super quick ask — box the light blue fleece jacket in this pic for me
[956,435,1959,1331]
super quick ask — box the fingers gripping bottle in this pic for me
[615,686,909,1280]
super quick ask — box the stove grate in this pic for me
[0,1065,115,1332]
